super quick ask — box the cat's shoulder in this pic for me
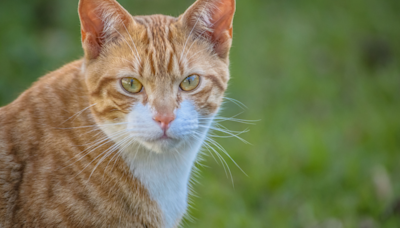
[34,59,84,85]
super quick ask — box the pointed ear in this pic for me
[181,0,235,59]
[79,0,132,60]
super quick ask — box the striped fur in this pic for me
[0,0,235,227]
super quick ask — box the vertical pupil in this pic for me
[130,79,133,87]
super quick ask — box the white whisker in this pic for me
[224,97,248,110]
[89,135,132,181]
[182,11,226,62]
[59,103,97,126]
[111,25,141,66]
[198,124,250,144]
[56,122,130,130]
[122,22,142,63]
[72,131,130,181]
[62,130,129,172]
[180,5,205,63]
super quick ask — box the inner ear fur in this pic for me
[181,0,236,59]
[79,0,133,60]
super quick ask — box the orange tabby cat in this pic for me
[0,0,235,227]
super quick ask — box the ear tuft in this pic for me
[79,0,132,60]
[181,0,236,59]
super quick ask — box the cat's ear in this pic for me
[181,0,235,59]
[79,0,133,60]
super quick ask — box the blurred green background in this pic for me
[1,0,400,227]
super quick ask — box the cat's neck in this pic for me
[123,130,209,228]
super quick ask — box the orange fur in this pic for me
[0,61,163,227]
[0,0,235,227]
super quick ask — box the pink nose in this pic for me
[153,113,175,132]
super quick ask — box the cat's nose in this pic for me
[153,113,175,132]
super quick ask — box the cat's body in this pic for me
[0,0,235,227]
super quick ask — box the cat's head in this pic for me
[79,0,235,153]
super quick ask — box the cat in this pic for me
[0,0,235,227]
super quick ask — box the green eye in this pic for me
[180,75,200,91]
[121,77,143,93]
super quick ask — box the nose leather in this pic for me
[153,113,175,132]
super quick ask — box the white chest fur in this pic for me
[106,101,213,227]
[125,140,204,228]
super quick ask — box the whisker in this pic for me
[198,124,250,144]
[185,46,213,64]
[61,130,129,171]
[194,135,220,166]
[72,132,130,181]
[201,138,233,185]
[191,132,232,184]
[58,103,97,126]
[103,138,134,178]
[122,22,142,63]
[180,4,208,63]
[89,135,132,181]
[111,25,141,66]
[56,122,130,130]
[198,116,258,125]
[182,11,227,62]
[205,136,248,177]
[73,128,105,145]
[108,56,136,65]
[223,97,248,110]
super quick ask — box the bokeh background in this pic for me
[1,0,400,227]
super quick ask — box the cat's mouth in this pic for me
[160,134,171,140]
[147,134,178,143]
[138,135,182,153]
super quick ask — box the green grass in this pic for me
[1,0,399,227]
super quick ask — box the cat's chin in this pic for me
[138,137,184,154]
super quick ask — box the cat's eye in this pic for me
[121,77,143,94]
[180,75,200,91]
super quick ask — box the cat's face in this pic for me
[79,0,234,153]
